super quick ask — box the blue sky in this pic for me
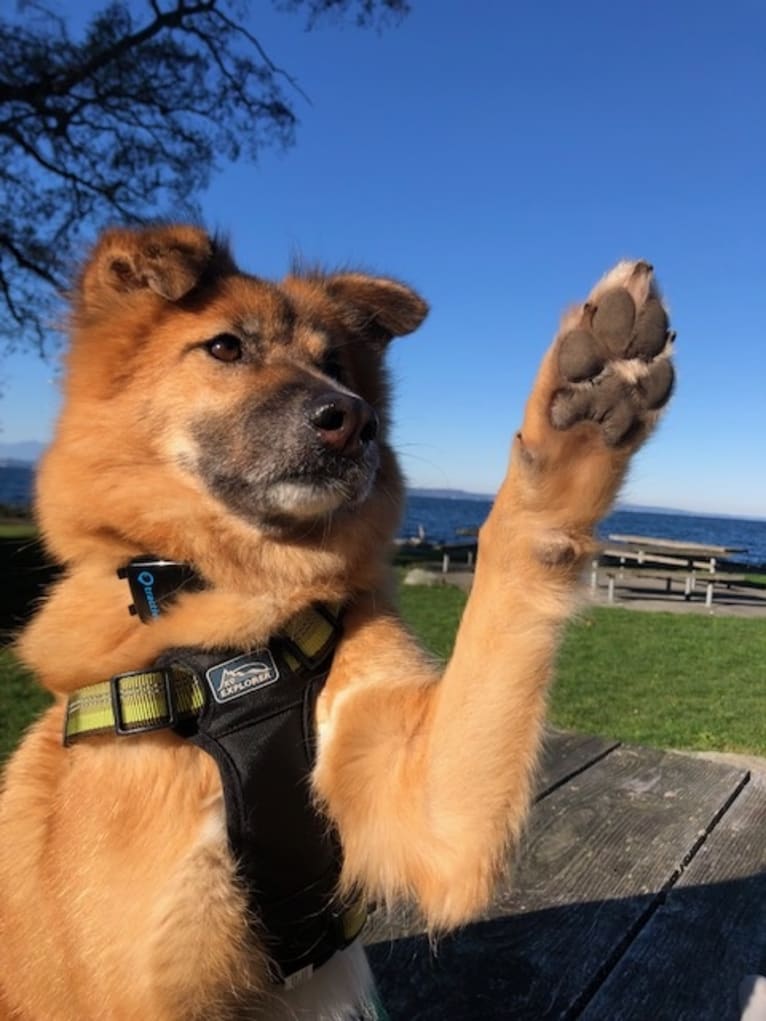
[3,0,765,516]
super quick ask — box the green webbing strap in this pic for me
[64,604,340,745]
[63,667,204,744]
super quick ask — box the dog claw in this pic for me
[631,260,654,277]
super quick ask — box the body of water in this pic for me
[0,463,35,507]
[402,495,766,569]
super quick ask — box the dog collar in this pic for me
[63,603,340,744]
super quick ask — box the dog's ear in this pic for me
[76,225,234,317]
[323,273,428,347]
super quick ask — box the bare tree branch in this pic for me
[0,0,409,353]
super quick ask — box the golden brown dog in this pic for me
[0,225,674,1019]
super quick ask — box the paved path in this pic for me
[586,567,766,617]
[428,567,766,618]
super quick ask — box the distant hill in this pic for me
[406,490,755,520]
[616,502,690,515]
[614,502,763,520]
[406,489,689,512]
[407,488,494,502]
[0,440,45,462]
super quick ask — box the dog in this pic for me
[0,225,674,1020]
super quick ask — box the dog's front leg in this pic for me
[315,260,674,928]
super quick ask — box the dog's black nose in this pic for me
[308,393,378,456]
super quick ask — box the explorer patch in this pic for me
[205,650,280,703]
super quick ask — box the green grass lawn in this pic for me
[2,584,765,763]
[0,649,52,762]
[551,608,766,753]
[399,583,766,756]
[0,521,38,539]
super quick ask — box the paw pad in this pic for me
[551,261,674,446]
[592,289,636,353]
[557,330,605,382]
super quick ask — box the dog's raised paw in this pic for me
[550,260,675,447]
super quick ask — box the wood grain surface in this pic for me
[366,731,758,1020]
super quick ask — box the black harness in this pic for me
[64,559,363,984]
[155,617,356,981]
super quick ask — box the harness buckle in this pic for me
[110,668,177,736]
[279,604,343,671]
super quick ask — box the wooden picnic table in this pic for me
[393,538,478,573]
[598,534,749,606]
[366,729,766,1019]
[604,534,746,572]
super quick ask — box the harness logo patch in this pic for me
[206,650,280,703]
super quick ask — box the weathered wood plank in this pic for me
[579,770,766,1021]
[536,727,620,798]
[363,729,620,946]
[367,746,748,1020]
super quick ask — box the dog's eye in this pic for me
[206,334,242,363]
[321,352,344,383]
